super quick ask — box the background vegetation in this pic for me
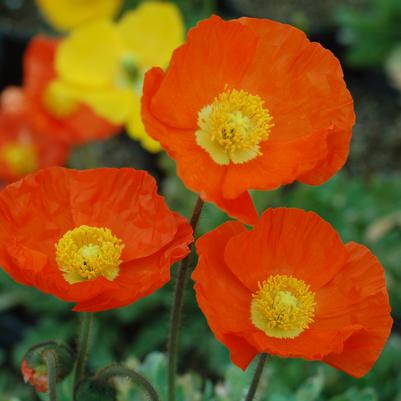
[0,0,400,399]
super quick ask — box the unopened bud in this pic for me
[21,341,74,392]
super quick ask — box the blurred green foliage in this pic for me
[337,0,401,67]
[1,1,401,400]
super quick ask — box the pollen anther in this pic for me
[55,225,124,284]
[250,274,316,339]
[195,88,274,165]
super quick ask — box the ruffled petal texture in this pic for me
[0,167,193,311]
[142,16,355,223]
[192,208,391,377]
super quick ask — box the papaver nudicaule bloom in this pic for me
[193,208,392,378]
[142,16,355,224]
[0,167,193,312]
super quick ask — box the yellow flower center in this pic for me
[195,88,274,165]
[250,275,316,339]
[0,142,38,176]
[55,225,124,284]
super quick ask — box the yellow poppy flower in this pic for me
[35,0,123,32]
[49,1,184,152]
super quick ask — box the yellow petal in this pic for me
[117,1,184,69]
[126,95,162,153]
[43,80,78,117]
[79,88,134,125]
[56,19,123,89]
[35,0,123,32]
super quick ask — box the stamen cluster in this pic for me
[196,88,274,165]
[251,274,316,339]
[55,225,124,284]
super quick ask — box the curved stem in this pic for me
[97,364,160,401]
[245,354,268,401]
[43,350,58,401]
[167,196,204,401]
[74,312,94,388]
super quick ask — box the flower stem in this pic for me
[96,364,160,401]
[74,312,94,388]
[167,196,204,401]
[43,349,58,401]
[245,354,268,401]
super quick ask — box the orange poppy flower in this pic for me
[0,167,193,312]
[142,16,355,224]
[22,36,120,145]
[192,208,392,378]
[0,88,69,183]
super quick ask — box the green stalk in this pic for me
[44,349,58,401]
[245,354,268,401]
[167,196,204,401]
[73,312,94,389]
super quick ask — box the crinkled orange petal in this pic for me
[0,167,193,311]
[235,18,354,191]
[66,168,179,261]
[247,319,363,363]
[223,333,258,370]
[221,129,329,198]
[321,243,393,377]
[4,238,49,287]
[239,18,354,137]
[297,124,353,186]
[224,208,347,292]
[193,221,257,364]
[149,15,259,129]
[142,67,258,225]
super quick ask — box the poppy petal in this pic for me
[193,221,253,337]
[322,243,393,377]
[224,208,347,292]
[149,16,259,129]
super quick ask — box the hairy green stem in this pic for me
[74,312,94,388]
[97,364,160,401]
[245,354,268,401]
[167,196,204,401]
[43,350,58,401]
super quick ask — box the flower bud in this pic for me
[21,341,74,392]
[21,359,48,392]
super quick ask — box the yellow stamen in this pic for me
[1,142,38,176]
[196,88,274,165]
[250,275,316,339]
[55,225,124,284]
